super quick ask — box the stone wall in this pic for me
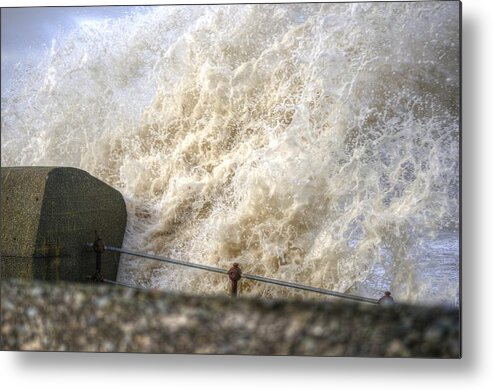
[0,279,461,357]
[1,167,127,282]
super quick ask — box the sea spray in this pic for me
[1,2,460,304]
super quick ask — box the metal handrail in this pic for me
[102,278,146,290]
[107,246,229,276]
[100,245,379,305]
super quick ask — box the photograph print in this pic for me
[1,1,461,357]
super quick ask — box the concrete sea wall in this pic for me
[1,279,460,357]
[1,167,127,282]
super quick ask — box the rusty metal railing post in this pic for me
[378,291,395,305]
[228,262,242,297]
[91,231,105,283]
[55,238,61,282]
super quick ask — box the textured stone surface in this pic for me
[0,279,461,357]
[1,167,127,282]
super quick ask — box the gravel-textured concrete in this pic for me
[0,279,460,357]
[1,167,126,282]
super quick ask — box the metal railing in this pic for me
[88,236,392,306]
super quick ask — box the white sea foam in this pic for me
[1,2,460,304]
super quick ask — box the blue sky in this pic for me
[1,6,150,96]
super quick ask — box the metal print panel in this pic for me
[0,1,461,357]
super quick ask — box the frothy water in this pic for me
[1,3,460,305]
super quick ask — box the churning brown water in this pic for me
[1,2,460,305]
